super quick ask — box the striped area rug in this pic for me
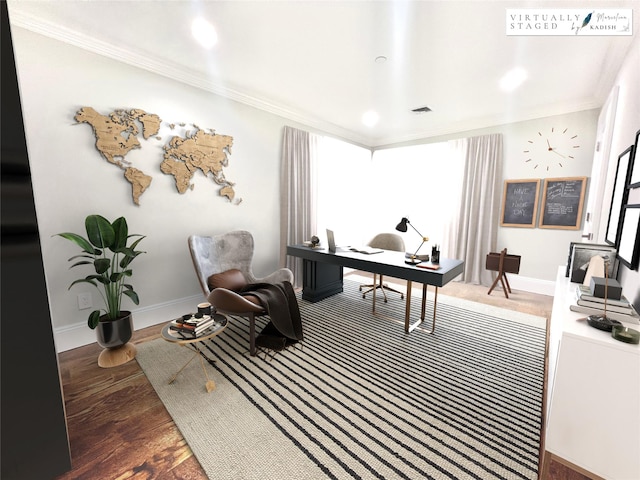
[136,280,546,480]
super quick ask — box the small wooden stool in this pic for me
[486,248,521,299]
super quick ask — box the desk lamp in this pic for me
[395,217,429,265]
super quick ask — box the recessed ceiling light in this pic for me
[499,67,527,91]
[192,17,217,49]
[362,110,379,127]
[375,56,387,64]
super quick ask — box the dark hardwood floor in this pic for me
[54,280,590,480]
[55,326,207,480]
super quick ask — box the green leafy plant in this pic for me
[56,214,146,329]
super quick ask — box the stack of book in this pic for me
[571,285,640,323]
[169,314,214,337]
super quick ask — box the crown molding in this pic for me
[9,10,371,146]
[371,100,602,148]
[7,10,606,149]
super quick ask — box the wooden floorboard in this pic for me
[54,278,587,480]
[55,324,208,480]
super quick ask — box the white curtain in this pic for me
[280,126,318,287]
[443,134,503,285]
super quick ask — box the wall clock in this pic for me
[523,127,580,171]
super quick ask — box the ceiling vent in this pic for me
[411,106,432,113]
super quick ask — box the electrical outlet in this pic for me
[77,292,92,310]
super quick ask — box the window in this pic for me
[316,136,372,246]
[316,137,461,251]
[370,143,459,253]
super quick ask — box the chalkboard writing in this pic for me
[539,177,587,230]
[500,179,540,227]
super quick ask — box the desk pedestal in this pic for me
[302,259,343,302]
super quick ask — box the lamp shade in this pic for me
[395,217,409,232]
[395,217,429,265]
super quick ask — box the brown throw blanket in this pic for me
[239,281,303,348]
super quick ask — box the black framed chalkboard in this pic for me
[500,179,540,227]
[539,177,587,230]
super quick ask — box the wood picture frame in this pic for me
[500,179,540,228]
[629,129,640,188]
[617,204,640,270]
[539,177,587,230]
[605,145,634,245]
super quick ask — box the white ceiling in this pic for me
[7,0,639,147]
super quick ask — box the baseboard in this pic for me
[507,275,555,296]
[54,294,203,353]
[347,269,556,297]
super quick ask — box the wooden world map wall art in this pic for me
[74,107,240,206]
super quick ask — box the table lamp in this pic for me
[395,217,429,265]
[585,256,622,331]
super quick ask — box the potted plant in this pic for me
[56,214,145,367]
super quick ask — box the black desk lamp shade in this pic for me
[395,217,429,265]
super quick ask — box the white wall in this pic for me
[598,37,640,310]
[498,111,599,282]
[376,109,600,287]
[12,28,312,350]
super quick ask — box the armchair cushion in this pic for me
[207,268,248,292]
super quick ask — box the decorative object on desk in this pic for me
[416,262,441,271]
[55,214,145,367]
[589,277,622,300]
[567,242,617,283]
[611,325,640,344]
[575,284,635,314]
[431,244,440,264]
[586,315,622,332]
[304,235,321,248]
[617,204,640,270]
[605,145,634,245]
[395,217,428,265]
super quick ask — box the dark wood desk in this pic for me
[287,245,464,333]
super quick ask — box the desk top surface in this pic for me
[287,244,464,287]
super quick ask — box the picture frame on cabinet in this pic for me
[629,129,640,188]
[617,204,640,270]
[605,145,634,245]
[568,242,618,283]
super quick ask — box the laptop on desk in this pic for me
[326,229,382,254]
[326,229,350,253]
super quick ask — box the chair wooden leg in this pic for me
[503,273,512,293]
[487,273,501,296]
[499,273,509,299]
[249,313,256,356]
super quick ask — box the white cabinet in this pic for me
[545,267,640,479]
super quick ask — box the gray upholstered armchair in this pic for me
[187,230,294,355]
[188,230,293,296]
